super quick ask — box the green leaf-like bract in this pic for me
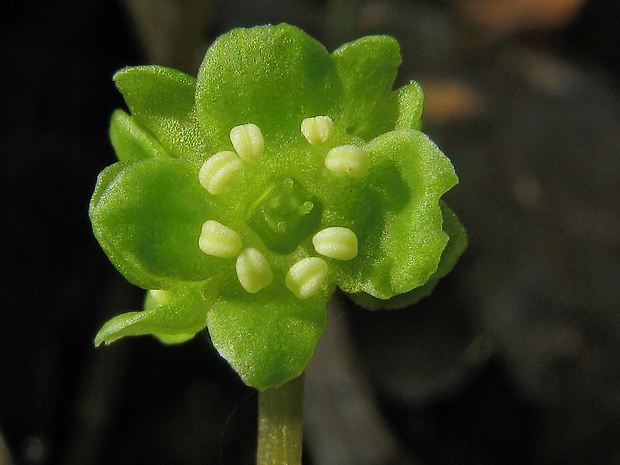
[90,23,467,390]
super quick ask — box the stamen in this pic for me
[150,290,173,306]
[198,220,242,258]
[301,116,334,146]
[325,145,369,178]
[236,248,273,293]
[312,227,358,260]
[199,151,243,194]
[285,257,328,300]
[230,123,264,163]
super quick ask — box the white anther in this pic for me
[312,227,358,260]
[325,145,369,178]
[286,257,328,300]
[301,116,334,146]
[230,123,264,163]
[198,220,242,258]
[150,290,173,306]
[236,248,273,293]
[199,151,243,194]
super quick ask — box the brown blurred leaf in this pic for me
[455,0,587,38]
[420,78,486,124]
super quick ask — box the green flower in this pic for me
[89,23,466,390]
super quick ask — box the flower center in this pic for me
[247,177,323,254]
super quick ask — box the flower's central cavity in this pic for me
[248,178,323,254]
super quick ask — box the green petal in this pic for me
[394,80,424,131]
[89,158,215,290]
[94,283,212,346]
[332,35,401,139]
[348,201,467,309]
[331,37,424,139]
[336,129,458,299]
[109,109,170,161]
[195,24,341,149]
[207,290,327,390]
[423,202,467,283]
[113,66,209,161]
[349,79,425,142]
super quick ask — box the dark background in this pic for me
[2,0,620,464]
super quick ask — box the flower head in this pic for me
[90,24,466,390]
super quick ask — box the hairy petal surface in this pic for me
[207,289,328,390]
[335,130,458,298]
[114,66,209,161]
[348,201,467,309]
[195,23,341,150]
[394,81,425,131]
[89,158,214,289]
[109,109,170,161]
[332,34,401,139]
[95,283,213,345]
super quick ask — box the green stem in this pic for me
[256,373,305,465]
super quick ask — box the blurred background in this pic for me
[1,0,620,464]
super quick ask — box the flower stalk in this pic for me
[257,374,305,465]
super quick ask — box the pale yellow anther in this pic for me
[301,116,334,145]
[325,145,369,178]
[285,257,328,300]
[236,248,273,293]
[199,151,243,194]
[198,220,242,258]
[312,227,358,260]
[150,290,173,306]
[230,123,264,163]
